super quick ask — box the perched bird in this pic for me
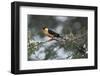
[42,26,62,38]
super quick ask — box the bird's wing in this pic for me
[48,30,60,37]
[48,30,56,34]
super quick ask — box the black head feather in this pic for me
[42,26,48,30]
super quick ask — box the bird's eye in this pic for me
[43,27,45,30]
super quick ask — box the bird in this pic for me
[42,26,62,39]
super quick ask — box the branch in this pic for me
[28,32,88,59]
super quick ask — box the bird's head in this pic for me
[42,26,48,31]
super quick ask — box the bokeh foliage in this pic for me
[28,15,88,60]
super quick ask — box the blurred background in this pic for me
[28,15,88,61]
